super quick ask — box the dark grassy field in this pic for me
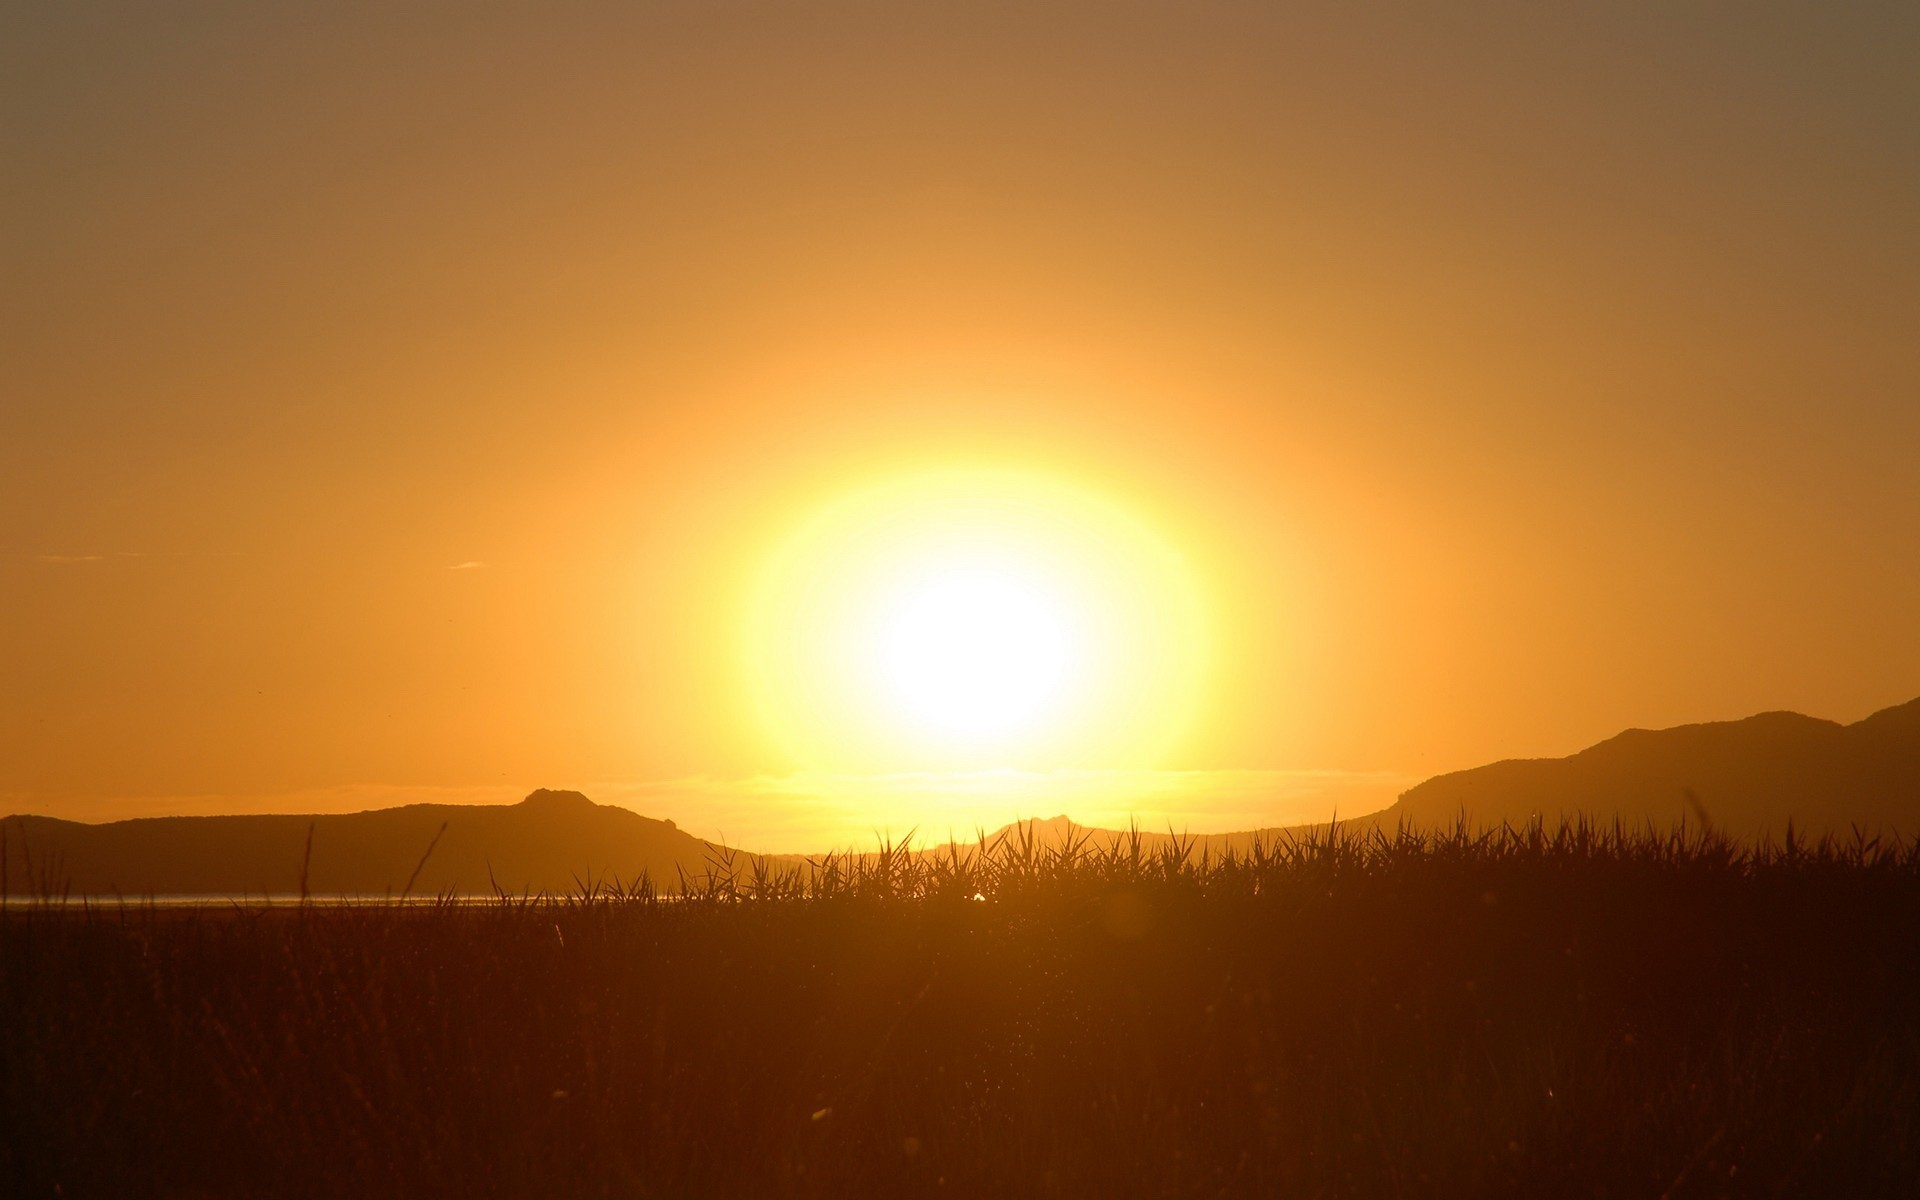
[5,821,1919,1198]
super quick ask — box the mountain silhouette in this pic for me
[1388,696,1920,836]
[5,698,1917,896]
[0,789,732,898]
[933,697,1920,852]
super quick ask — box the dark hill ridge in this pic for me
[5,698,1917,896]
[0,789,725,898]
[935,697,1920,853]
[1389,696,1920,836]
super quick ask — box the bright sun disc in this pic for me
[744,467,1209,771]
[877,568,1076,740]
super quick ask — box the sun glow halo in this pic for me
[745,469,1207,771]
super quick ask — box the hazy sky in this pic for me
[5,3,1917,839]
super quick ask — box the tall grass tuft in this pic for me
[4,817,1918,1197]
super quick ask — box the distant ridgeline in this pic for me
[0,789,728,899]
[1382,695,1920,838]
[3,698,1918,896]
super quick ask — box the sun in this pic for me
[743,467,1208,771]
[874,565,1078,741]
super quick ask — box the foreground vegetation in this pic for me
[5,820,1919,1197]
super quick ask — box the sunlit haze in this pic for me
[745,469,1206,780]
[4,3,1917,847]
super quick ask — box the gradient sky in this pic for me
[5,3,1917,842]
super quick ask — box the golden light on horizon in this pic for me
[744,468,1210,774]
[8,3,1919,840]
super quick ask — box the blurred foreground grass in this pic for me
[5,820,1918,1197]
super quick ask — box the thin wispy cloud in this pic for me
[10,784,530,824]
[9,551,243,563]
[446,561,487,571]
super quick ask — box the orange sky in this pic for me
[4,4,1917,843]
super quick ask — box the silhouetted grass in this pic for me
[5,819,1919,1197]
